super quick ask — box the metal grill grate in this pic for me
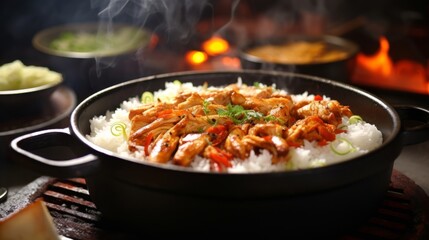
[38,170,428,240]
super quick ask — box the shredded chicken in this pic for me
[127,83,353,172]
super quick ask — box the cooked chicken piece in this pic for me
[224,126,248,159]
[128,108,189,150]
[264,135,289,163]
[128,103,179,133]
[128,116,180,151]
[271,92,291,98]
[287,115,337,147]
[231,92,293,117]
[130,102,175,120]
[225,83,275,98]
[177,93,204,109]
[173,133,210,166]
[294,100,352,126]
[129,110,184,138]
[173,115,230,135]
[201,89,235,105]
[172,92,193,104]
[267,108,290,125]
[149,129,180,163]
[202,145,233,172]
[129,114,157,134]
[128,103,154,119]
[147,113,232,163]
[239,86,274,98]
[174,122,231,166]
[248,123,286,137]
[147,112,203,163]
[223,83,241,92]
[230,90,246,105]
[241,136,273,153]
[241,135,289,163]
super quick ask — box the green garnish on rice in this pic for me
[330,137,356,155]
[217,104,264,124]
[110,122,127,139]
[348,115,363,124]
[173,80,182,86]
[141,91,154,104]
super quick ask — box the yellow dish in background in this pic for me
[239,35,359,82]
[246,41,350,64]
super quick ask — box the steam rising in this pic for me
[88,0,214,78]
[91,0,210,42]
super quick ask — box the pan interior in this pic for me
[72,70,399,173]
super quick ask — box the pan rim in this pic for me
[70,69,401,176]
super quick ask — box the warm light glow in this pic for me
[185,50,208,65]
[352,36,428,94]
[356,36,393,77]
[221,56,241,69]
[202,36,230,56]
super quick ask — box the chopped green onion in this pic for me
[202,101,217,125]
[173,80,182,86]
[264,115,285,124]
[110,122,127,139]
[348,115,363,125]
[141,91,154,103]
[202,100,210,115]
[330,137,356,155]
[253,82,261,88]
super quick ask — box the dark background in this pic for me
[2,0,428,64]
[1,0,428,101]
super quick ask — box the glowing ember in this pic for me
[202,36,230,56]
[186,50,208,65]
[220,56,241,69]
[356,37,393,77]
[352,36,429,94]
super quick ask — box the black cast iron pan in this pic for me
[10,70,429,237]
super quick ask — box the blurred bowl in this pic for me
[32,22,157,101]
[239,35,359,82]
[0,80,61,111]
[0,61,63,115]
[32,22,153,59]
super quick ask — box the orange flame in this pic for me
[356,37,393,77]
[185,50,208,65]
[202,36,230,56]
[352,36,428,94]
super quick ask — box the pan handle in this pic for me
[395,105,429,145]
[10,128,99,178]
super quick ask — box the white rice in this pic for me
[86,81,383,173]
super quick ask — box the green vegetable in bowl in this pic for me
[49,26,146,54]
[0,60,62,91]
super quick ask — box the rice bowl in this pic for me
[86,79,382,173]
